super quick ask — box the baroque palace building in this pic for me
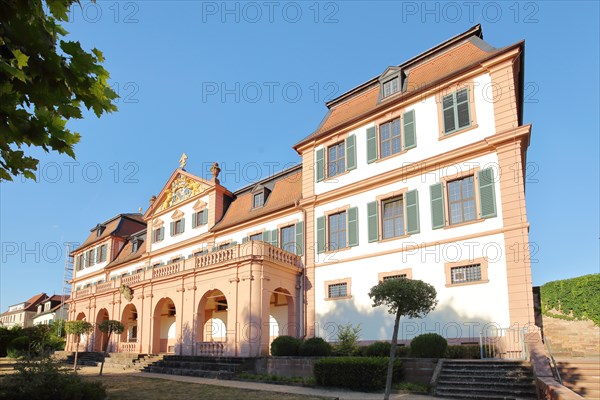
[66,25,534,357]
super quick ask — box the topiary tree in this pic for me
[97,320,124,376]
[298,337,332,357]
[410,333,447,358]
[369,278,438,400]
[64,320,93,370]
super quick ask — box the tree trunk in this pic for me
[384,312,401,400]
[99,332,111,377]
[73,337,79,371]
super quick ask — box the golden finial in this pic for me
[179,153,188,170]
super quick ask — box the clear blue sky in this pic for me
[1,1,598,310]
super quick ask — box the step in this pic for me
[142,366,235,379]
[437,377,535,385]
[435,385,537,396]
[435,388,537,400]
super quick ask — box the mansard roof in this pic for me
[212,165,302,231]
[106,229,148,269]
[294,24,524,150]
[76,213,146,252]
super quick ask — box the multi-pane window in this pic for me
[152,227,164,243]
[382,196,405,239]
[442,88,471,134]
[76,255,83,271]
[382,77,399,97]
[327,142,345,178]
[281,225,296,253]
[450,264,482,284]
[382,274,407,281]
[253,192,264,208]
[192,210,207,228]
[132,240,140,253]
[98,244,107,263]
[249,233,262,241]
[448,176,476,225]
[172,219,185,236]
[328,283,348,298]
[86,249,96,267]
[380,118,401,158]
[328,211,347,251]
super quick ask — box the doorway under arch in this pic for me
[152,298,176,354]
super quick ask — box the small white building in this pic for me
[32,295,69,326]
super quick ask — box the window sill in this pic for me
[443,218,485,230]
[325,295,352,301]
[323,169,350,183]
[445,279,489,288]
[438,123,479,141]
[324,245,350,255]
[377,233,411,243]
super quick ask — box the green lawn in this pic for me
[83,374,331,400]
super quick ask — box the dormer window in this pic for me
[382,76,400,97]
[131,238,143,253]
[378,67,405,101]
[253,192,264,208]
[94,224,105,237]
[251,185,270,209]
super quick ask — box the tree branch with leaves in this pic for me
[0,0,118,181]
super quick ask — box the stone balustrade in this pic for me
[196,341,226,356]
[73,242,301,299]
[119,342,138,353]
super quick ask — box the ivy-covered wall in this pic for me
[540,274,600,326]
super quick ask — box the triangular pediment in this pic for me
[379,66,401,81]
[144,169,213,219]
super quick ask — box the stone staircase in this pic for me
[557,358,600,399]
[102,352,148,370]
[142,355,255,379]
[434,359,537,399]
[53,351,104,366]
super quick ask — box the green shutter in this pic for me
[159,227,164,241]
[295,221,304,256]
[180,218,185,234]
[170,222,174,236]
[366,126,378,163]
[316,148,325,182]
[202,209,208,225]
[316,216,325,254]
[271,229,279,247]
[242,236,248,244]
[348,207,358,247]
[367,201,379,242]
[478,168,497,218]
[263,230,271,244]
[430,183,446,229]
[405,189,420,234]
[345,134,357,171]
[403,110,416,149]
[192,213,198,228]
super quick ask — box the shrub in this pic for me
[444,345,481,359]
[396,346,410,357]
[364,341,391,357]
[410,333,447,358]
[299,337,332,357]
[270,335,302,356]
[0,358,106,400]
[7,336,30,358]
[541,274,600,326]
[314,357,402,391]
[334,323,361,356]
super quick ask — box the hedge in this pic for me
[540,274,600,326]
[314,357,402,391]
[444,345,481,359]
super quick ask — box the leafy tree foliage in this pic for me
[0,0,118,181]
[369,278,438,400]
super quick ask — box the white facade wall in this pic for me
[215,211,303,245]
[315,73,496,196]
[150,194,211,252]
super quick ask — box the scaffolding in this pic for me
[58,242,74,336]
